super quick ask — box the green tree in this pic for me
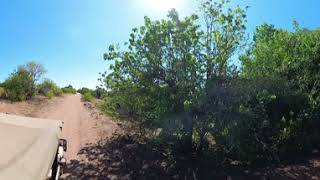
[3,69,34,101]
[240,23,320,79]
[102,0,247,152]
[200,0,247,79]
[3,62,46,101]
[104,9,202,143]
[100,0,320,163]
[19,61,46,97]
[240,23,320,107]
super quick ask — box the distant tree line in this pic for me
[100,0,320,163]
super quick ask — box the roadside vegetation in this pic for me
[82,92,94,102]
[0,86,5,98]
[100,0,320,167]
[62,85,77,94]
[0,62,76,101]
[78,87,106,102]
[38,79,63,99]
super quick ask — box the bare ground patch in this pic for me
[0,96,61,117]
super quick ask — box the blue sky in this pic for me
[0,0,319,89]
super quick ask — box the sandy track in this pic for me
[38,94,96,160]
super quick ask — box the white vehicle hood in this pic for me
[0,113,63,180]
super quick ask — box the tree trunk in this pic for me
[182,111,194,155]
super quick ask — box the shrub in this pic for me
[45,90,54,99]
[93,87,106,99]
[18,61,46,96]
[78,87,92,95]
[192,77,312,162]
[0,87,5,98]
[62,85,77,94]
[2,62,46,102]
[3,69,34,101]
[38,79,62,97]
[78,87,106,99]
[82,92,93,102]
[55,88,63,96]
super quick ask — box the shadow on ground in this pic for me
[63,135,320,180]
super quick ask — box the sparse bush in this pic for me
[0,87,5,98]
[55,88,63,96]
[78,87,106,99]
[45,90,54,99]
[93,87,106,99]
[78,87,92,95]
[62,85,77,94]
[82,92,93,102]
[38,79,62,97]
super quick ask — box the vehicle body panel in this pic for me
[0,113,63,180]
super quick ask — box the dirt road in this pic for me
[38,94,95,160]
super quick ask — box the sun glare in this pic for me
[142,0,184,12]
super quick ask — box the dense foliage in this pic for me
[101,0,320,163]
[238,25,320,160]
[3,63,44,101]
[241,24,320,108]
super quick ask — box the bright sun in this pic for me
[142,0,183,12]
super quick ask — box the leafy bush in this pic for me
[78,87,106,99]
[78,87,92,95]
[0,87,5,98]
[238,25,320,159]
[3,69,34,101]
[2,62,46,102]
[45,90,54,99]
[62,85,77,94]
[38,79,62,97]
[192,77,313,161]
[55,88,63,96]
[92,87,106,99]
[82,92,93,102]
